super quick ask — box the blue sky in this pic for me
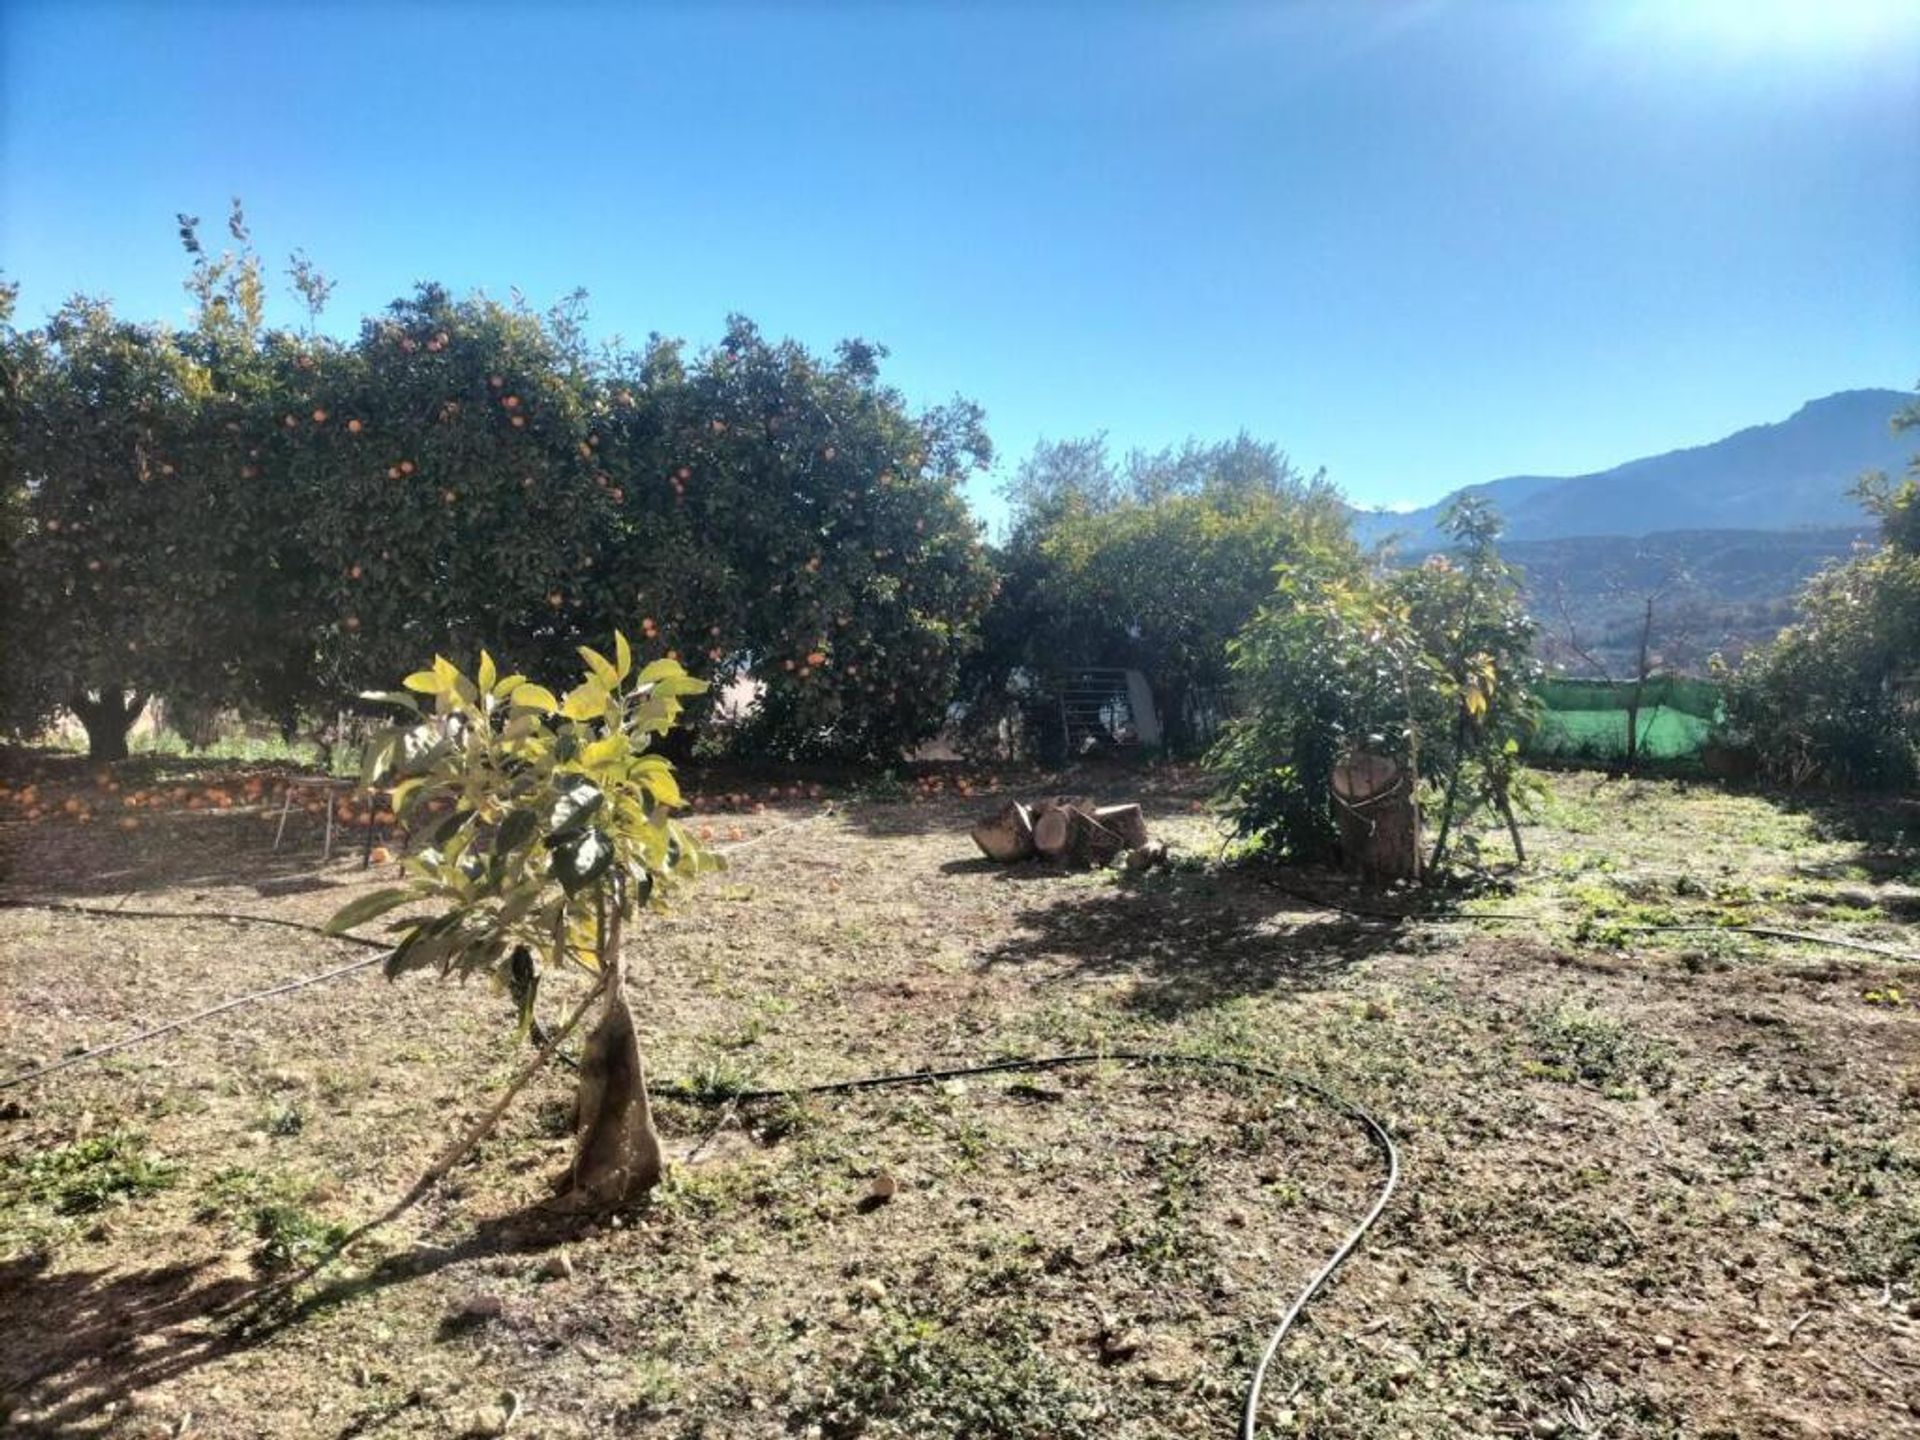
[4,1,1916,529]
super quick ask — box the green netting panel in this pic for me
[1528,678,1723,761]
[1535,676,1721,722]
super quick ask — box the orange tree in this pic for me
[329,635,711,1206]
[586,319,997,761]
[246,286,610,727]
[0,297,229,759]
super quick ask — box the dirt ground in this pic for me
[1,756,1917,1439]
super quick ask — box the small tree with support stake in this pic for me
[326,632,713,1210]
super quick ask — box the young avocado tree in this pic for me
[326,633,712,1210]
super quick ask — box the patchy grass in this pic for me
[0,762,1916,1438]
[1,1130,180,1231]
[1524,1002,1675,1097]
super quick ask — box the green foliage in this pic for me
[8,228,999,763]
[588,319,998,761]
[1212,497,1540,870]
[1208,531,1418,861]
[0,299,221,756]
[257,288,610,718]
[198,1165,348,1270]
[2,1129,181,1216]
[1722,387,1920,789]
[969,434,1350,755]
[328,635,712,1010]
[1525,1004,1674,1098]
[803,1309,1100,1440]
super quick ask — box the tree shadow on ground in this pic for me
[1768,788,1920,919]
[937,855,1088,884]
[0,1203,587,1439]
[0,811,376,906]
[977,866,1414,1017]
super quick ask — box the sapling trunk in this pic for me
[1497,789,1526,864]
[559,878,665,1208]
[1427,708,1469,876]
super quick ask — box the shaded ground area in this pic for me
[1,761,1917,1438]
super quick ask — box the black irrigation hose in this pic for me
[668,1051,1401,1440]
[0,897,390,949]
[0,900,389,1093]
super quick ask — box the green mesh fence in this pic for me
[1528,677,1723,762]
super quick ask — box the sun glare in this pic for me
[1618,0,1919,57]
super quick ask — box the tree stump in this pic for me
[1093,803,1149,850]
[1033,803,1127,867]
[970,800,1036,862]
[1331,752,1421,885]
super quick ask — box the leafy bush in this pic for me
[1721,410,1920,789]
[1211,497,1540,872]
[589,320,998,761]
[0,298,222,758]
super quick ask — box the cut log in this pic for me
[971,800,1035,862]
[1331,751,1421,885]
[1036,804,1126,867]
[1032,805,1074,858]
[1093,803,1149,850]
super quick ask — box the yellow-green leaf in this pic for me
[579,646,619,687]
[477,649,497,694]
[511,683,560,714]
[402,670,443,694]
[632,755,683,808]
[580,733,628,770]
[613,630,633,682]
[561,681,610,721]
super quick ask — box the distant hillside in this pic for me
[1353,388,1912,549]
[1505,526,1870,676]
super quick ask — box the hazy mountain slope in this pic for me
[1506,525,1869,675]
[1354,388,1911,548]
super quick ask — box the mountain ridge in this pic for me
[1352,387,1912,550]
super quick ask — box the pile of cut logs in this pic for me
[969,796,1168,871]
